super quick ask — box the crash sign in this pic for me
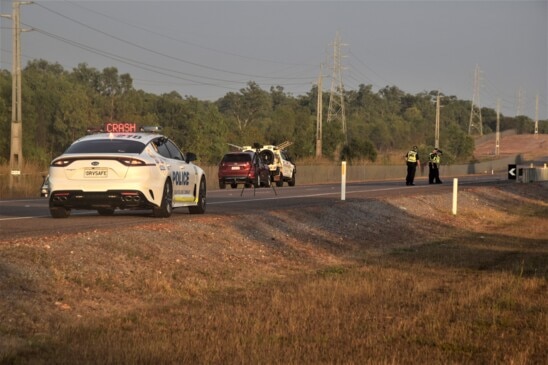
[104,122,137,133]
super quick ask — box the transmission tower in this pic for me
[468,64,483,136]
[315,64,323,158]
[326,32,347,142]
[516,87,524,117]
[534,94,539,137]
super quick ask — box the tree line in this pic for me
[0,59,543,168]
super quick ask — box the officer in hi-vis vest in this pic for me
[428,148,443,184]
[405,146,420,186]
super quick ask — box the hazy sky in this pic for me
[1,0,547,120]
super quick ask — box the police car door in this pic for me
[165,140,194,204]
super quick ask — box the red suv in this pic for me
[218,151,271,189]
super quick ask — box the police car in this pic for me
[47,123,206,218]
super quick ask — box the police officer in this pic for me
[429,148,443,184]
[405,146,420,185]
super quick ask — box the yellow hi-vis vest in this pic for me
[407,151,417,163]
[429,153,440,164]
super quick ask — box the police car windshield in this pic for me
[64,139,146,154]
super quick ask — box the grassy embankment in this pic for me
[1,183,546,364]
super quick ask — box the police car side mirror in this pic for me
[185,152,197,163]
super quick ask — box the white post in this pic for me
[341,161,346,201]
[452,178,458,215]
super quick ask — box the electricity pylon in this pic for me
[326,31,347,143]
[534,94,539,138]
[468,64,483,136]
[516,87,524,117]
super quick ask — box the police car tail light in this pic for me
[118,158,146,166]
[52,159,74,167]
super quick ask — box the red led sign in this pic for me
[104,122,137,133]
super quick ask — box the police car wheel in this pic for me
[189,177,206,214]
[153,180,173,218]
[97,208,115,216]
[50,207,71,218]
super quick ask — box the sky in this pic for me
[1,0,547,120]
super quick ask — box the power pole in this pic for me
[326,31,347,143]
[435,91,440,149]
[2,1,32,188]
[468,64,483,136]
[495,99,500,156]
[315,64,323,158]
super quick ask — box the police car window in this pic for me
[166,141,184,160]
[65,139,145,154]
[154,141,170,158]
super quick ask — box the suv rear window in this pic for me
[222,153,252,163]
[65,139,146,154]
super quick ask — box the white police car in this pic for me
[47,123,206,218]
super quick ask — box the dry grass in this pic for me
[0,162,47,200]
[1,182,547,364]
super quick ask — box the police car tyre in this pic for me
[188,177,206,214]
[288,171,296,187]
[153,180,173,218]
[50,207,71,219]
[97,208,115,216]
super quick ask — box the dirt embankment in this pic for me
[473,131,547,160]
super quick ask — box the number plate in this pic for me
[84,168,108,178]
[231,166,240,170]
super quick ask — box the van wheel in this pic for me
[153,180,173,218]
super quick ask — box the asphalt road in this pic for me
[0,173,510,240]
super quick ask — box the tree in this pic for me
[216,81,272,132]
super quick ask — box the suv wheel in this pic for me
[288,171,296,186]
[276,174,284,187]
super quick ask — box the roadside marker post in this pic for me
[341,161,346,201]
[452,178,458,215]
